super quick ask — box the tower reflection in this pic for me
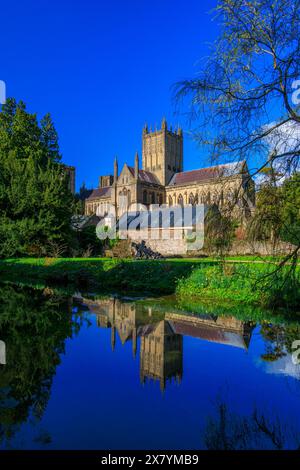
[76,296,254,391]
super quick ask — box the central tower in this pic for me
[142,118,183,186]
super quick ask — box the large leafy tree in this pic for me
[248,166,283,244]
[175,0,300,264]
[248,170,300,247]
[176,0,300,165]
[0,98,74,257]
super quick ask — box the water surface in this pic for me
[0,284,300,450]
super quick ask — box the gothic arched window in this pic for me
[143,190,148,204]
[178,194,183,207]
[189,193,194,205]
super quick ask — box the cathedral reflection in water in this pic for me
[75,296,254,392]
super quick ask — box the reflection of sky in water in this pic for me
[258,354,300,380]
[1,294,300,450]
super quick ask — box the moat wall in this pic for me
[129,232,295,257]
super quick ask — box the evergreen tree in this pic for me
[0,98,74,258]
[40,113,61,163]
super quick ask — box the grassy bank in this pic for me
[0,257,299,311]
[0,257,208,295]
[176,263,300,311]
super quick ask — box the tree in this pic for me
[40,113,61,163]
[280,172,300,246]
[204,205,236,257]
[73,182,92,215]
[175,0,300,264]
[0,284,82,446]
[0,98,74,257]
[76,225,104,257]
[260,321,300,362]
[204,400,300,450]
[248,170,300,248]
[248,166,283,245]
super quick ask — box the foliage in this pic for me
[0,257,299,310]
[175,0,300,271]
[247,171,300,273]
[0,257,200,295]
[248,167,283,243]
[175,0,300,168]
[260,322,300,362]
[0,98,74,258]
[0,284,83,445]
[204,401,300,450]
[176,263,300,311]
[204,206,236,257]
[280,172,300,246]
[72,183,91,216]
[74,225,104,256]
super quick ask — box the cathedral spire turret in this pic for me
[161,117,167,130]
[114,156,118,182]
[134,151,139,179]
[143,123,148,135]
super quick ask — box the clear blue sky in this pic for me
[1,0,219,190]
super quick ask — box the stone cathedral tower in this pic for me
[142,118,183,186]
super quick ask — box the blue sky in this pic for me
[1,0,219,190]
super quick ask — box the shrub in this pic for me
[176,263,300,311]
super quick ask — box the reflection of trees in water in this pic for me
[204,401,300,450]
[205,320,300,451]
[0,284,84,447]
[259,323,300,399]
[260,323,300,362]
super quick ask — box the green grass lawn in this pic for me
[0,256,299,311]
[0,257,208,296]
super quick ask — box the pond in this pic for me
[0,283,300,450]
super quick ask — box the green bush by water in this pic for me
[176,263,300,311]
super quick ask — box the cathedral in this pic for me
[84,119,255,218]
[76,295,253,392]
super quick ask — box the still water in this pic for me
[0,283,300,450]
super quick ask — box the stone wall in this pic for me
[128,234,295,257]
[129,229,188,256]
[228,240,296,256]
[139,238,187,256]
